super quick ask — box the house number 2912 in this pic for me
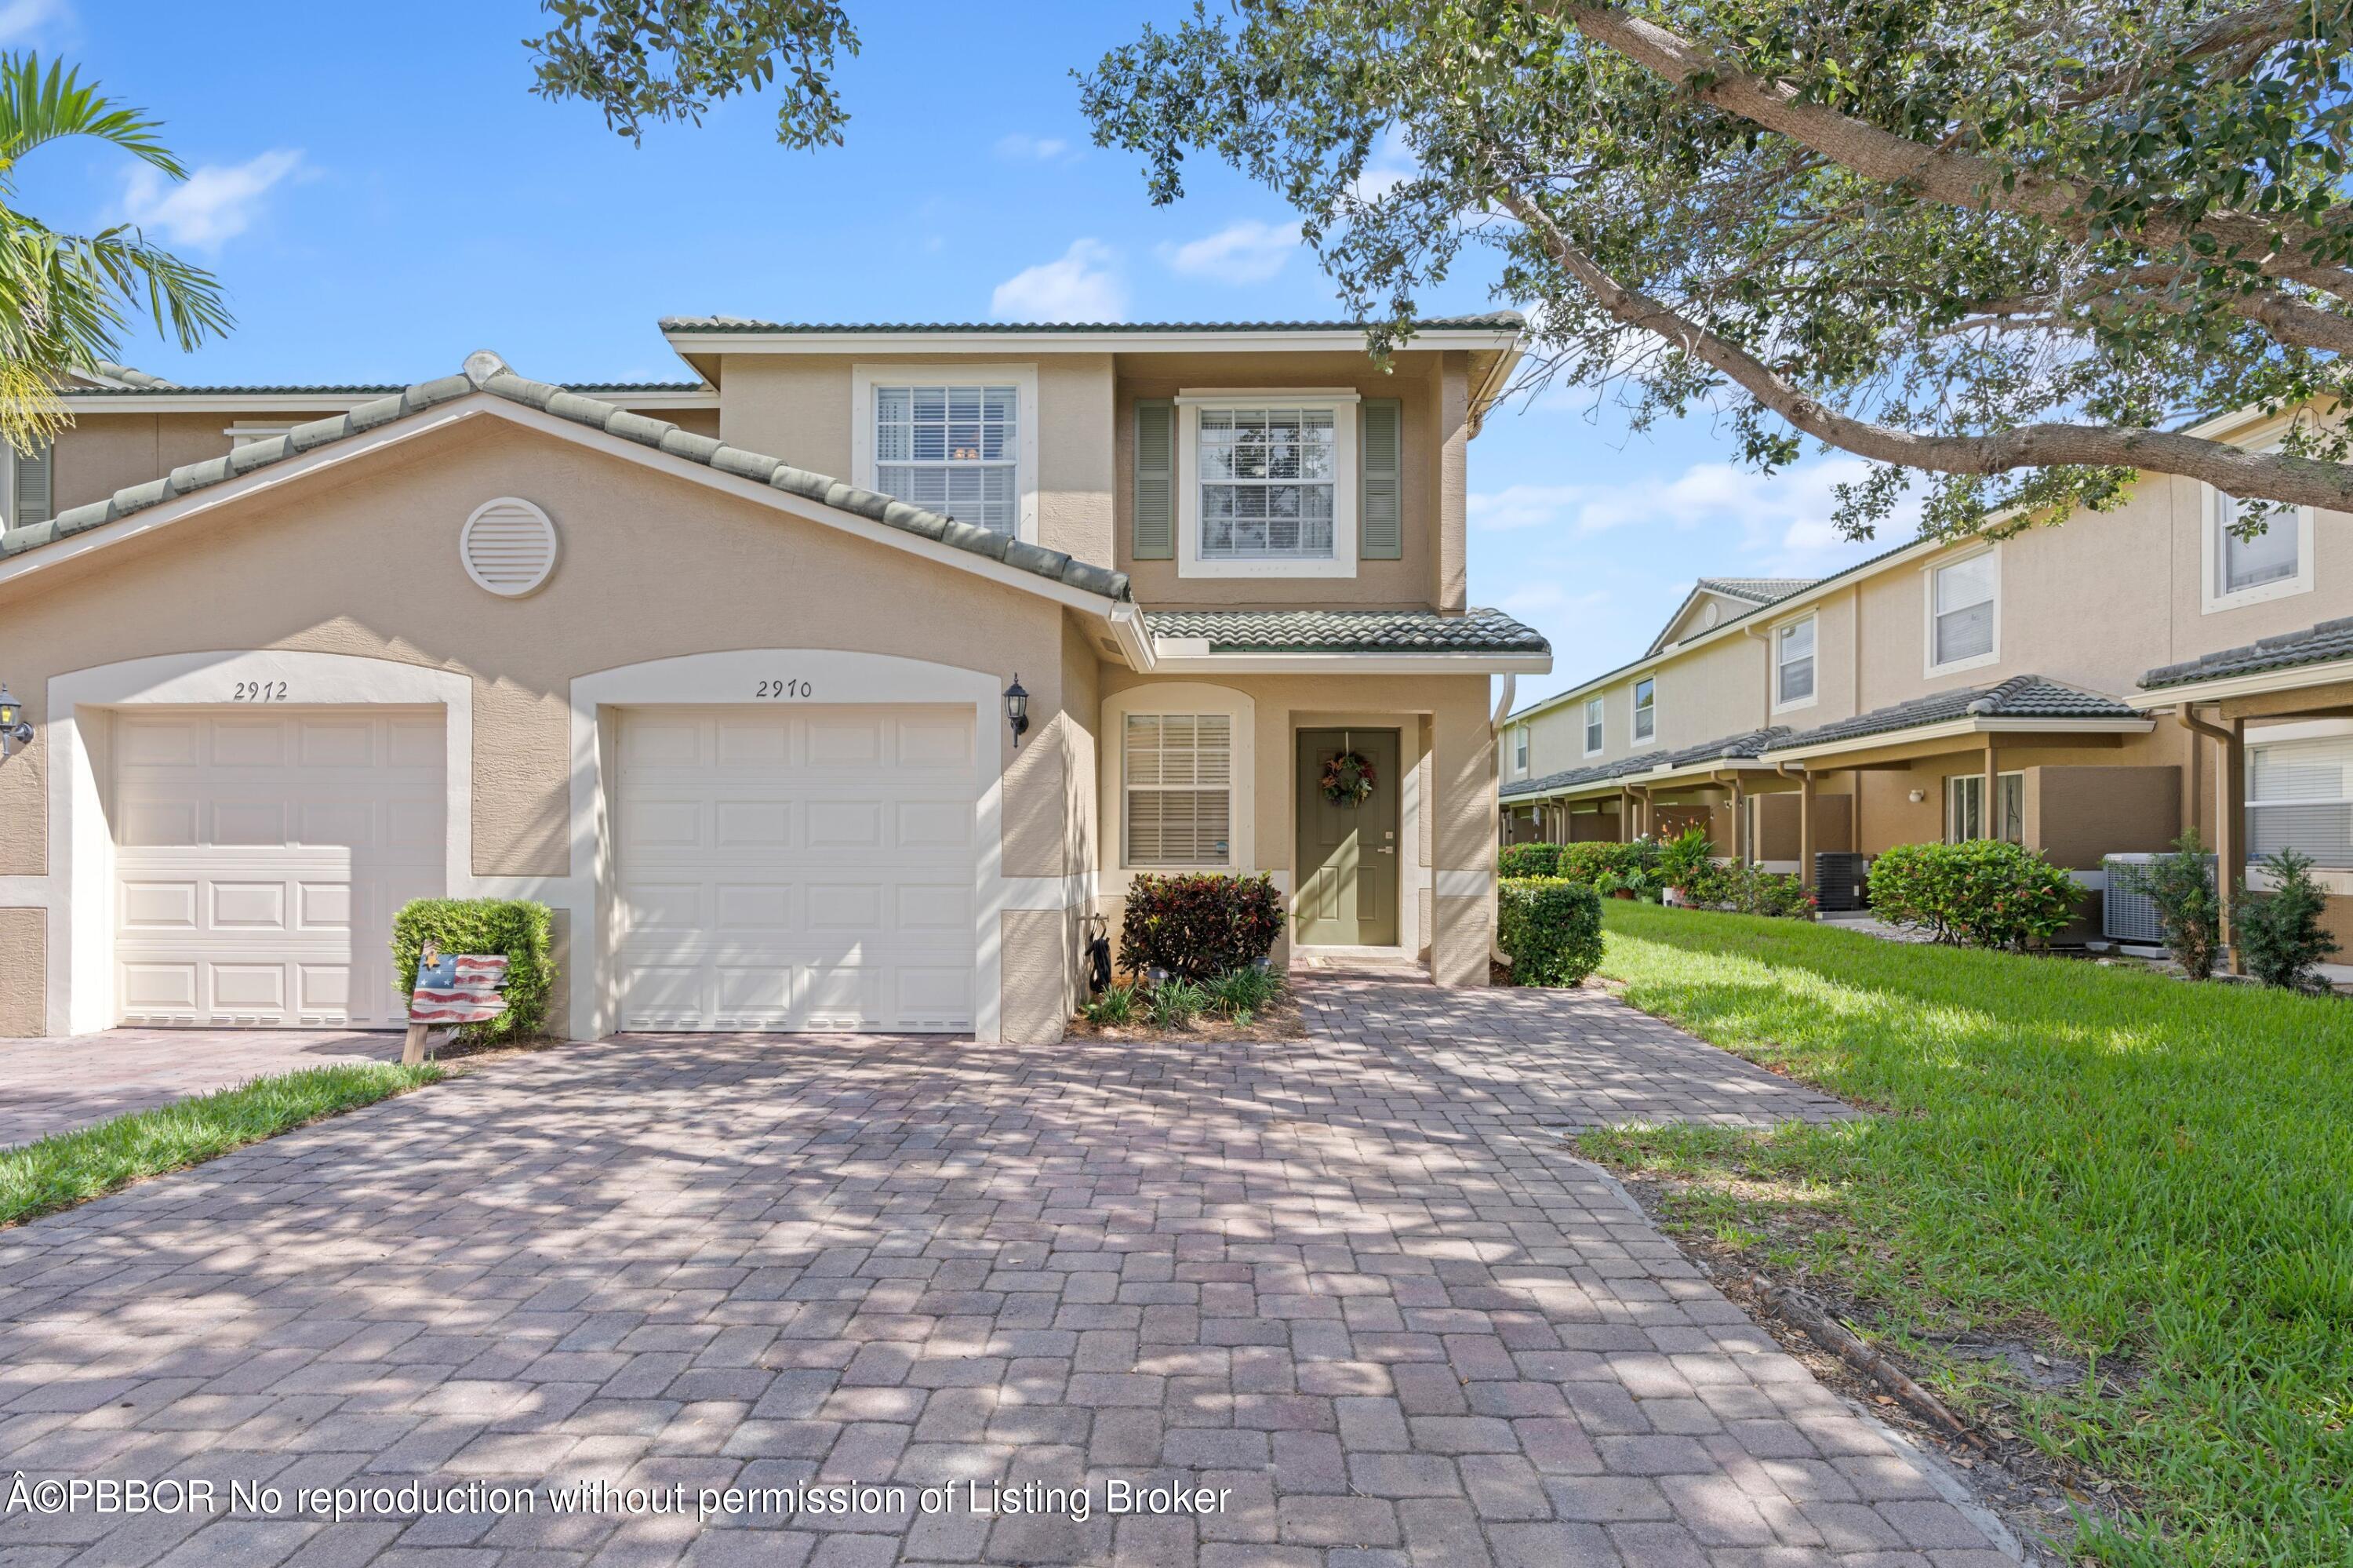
[755,679,812,699]
[232,681,290,701]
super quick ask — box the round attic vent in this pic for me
[1697,602,1720,630]
[460,498,559,597]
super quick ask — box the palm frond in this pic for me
[0,53,185,186]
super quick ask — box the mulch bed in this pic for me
[1066,991,1305,1042]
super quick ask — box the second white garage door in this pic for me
[613,704,978,1031]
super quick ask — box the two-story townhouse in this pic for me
[0,316,1549,1042]
[1500,402,2353,949]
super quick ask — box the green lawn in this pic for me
[0,1062,443,1228]
[1582,903,2353,1567]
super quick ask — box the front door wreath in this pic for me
[1321,748,1377,806]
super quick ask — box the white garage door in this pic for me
[614,704,977,1031]
[112,708,446,1028]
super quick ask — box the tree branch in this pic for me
[1547,2,2353,307]
[2056,1,2320,105]
[1495,182,2353,509]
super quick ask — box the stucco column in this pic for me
[1438,352,1469,613]
[1983,736,2000,842]
[2223,717,2246,972]
[1798,770,1817,889]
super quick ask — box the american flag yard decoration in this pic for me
[403,947,511,1063]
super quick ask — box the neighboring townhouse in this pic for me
[1500,402,2353,947]
[0,317,1548,1042]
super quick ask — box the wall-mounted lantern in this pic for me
[1006,675,1031,750]
[0,684,30,759]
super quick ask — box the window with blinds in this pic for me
[1777,616,1817,704]
[1198,406,1336,558]
[1124,713,1232,865]
[1931,553,1995,666]
[2248,734,2353,866]
[2216,486,2302,597]
[875,384,1018,536]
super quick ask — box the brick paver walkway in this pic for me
[0,977,2014,1566]
[0,1030,402,1148]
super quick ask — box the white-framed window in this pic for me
[1945,772,2023,844]
[1123,713,1233,866]
[1926,548,1998,674]
[1512,726,1529,777]
[2203,460,2314,613]
[1631,677,1656,744]
[850,364,1040,542]
[1775,615,1817,709]
[1583,697,1604,756]
[1175,391,1360,578]
[2247,730,2353,867]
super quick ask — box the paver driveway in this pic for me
[0,977,2017,1567]
[1,1030,401,1148]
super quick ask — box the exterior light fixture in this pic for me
[0,684,29,758]
[1006,675,1031,749]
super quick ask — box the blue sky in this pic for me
[27,0,1898,702]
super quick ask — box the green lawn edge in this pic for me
[1580,902,2353,1568]
[0,1061,445,1228]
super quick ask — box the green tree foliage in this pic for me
[0,55,232,453]
[1082,1,2353,544]
[2237,847,2342,989]
[526,0,860,148]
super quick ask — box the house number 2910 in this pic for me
[755,678,812,699]
[232,681,290,701]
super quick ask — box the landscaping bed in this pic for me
[1580,901,2353,1566]
[1,1061,444,1229]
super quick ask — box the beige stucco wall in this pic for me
[1110,350,1465,609]
[0,908,42,1037]
[1094,668,1493,980]
[711,352,1117,571]
[0,416,1078,884]
[1000,909,1069,1044]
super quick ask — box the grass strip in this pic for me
[1580,902,2353,1567]
[1,1061,442,1228]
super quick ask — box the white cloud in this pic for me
[0,0,67,44]
[1469,455,1922,573]
[121,149,304,250]
[990,238,1126,323]
[1161,219,1303,285]
[994,133,1076,162]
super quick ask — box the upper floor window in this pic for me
[1583,697,1603,755]
[1928,550,1997,671]
[875,384,1018,536]
[1123,713,1232,867]
[1512,726,1529,776]
[1775,615,1817,708]
[2206,464,2313,613]
[853,364,1038,544]
[1174,391,1360,579]
[1631,678,1656,744]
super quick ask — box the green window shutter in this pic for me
[1133,399,1174,560]
[13,441,50,528]
[1359,398,1402,559]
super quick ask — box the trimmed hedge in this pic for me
[1498,842,1564,879]
[392,898,557,1043]
[1498,876,1606,986]
[1119,872,1286,983]
[1866,839,2078,949]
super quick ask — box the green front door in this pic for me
[1295,728,1402,947]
